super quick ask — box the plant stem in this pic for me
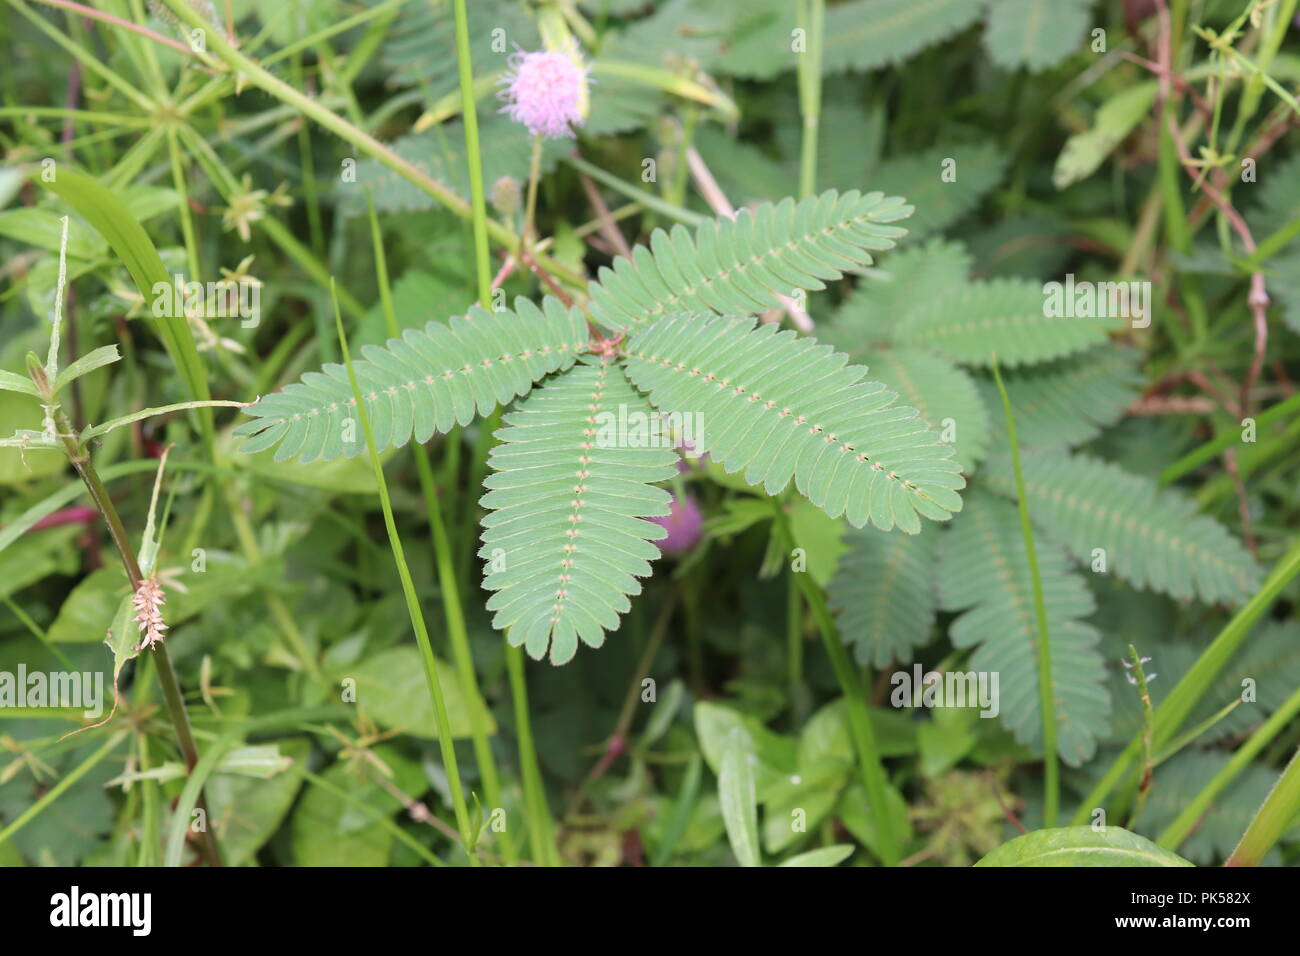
[331,287,480,866]
[451,0,492,306]
[159,0,583,287]
[796,0,824,198]
[1158,683,1300,849]
[991,355,1059,826]
[0,730,128,848]
[523,134,543,253]
[771,501,900,865]
[1225,747,1300,866]
[507,645,559,865]
[50,407,222,866]
[366,192,514,863]
[1070,533,1300,825]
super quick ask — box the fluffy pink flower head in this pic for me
[653,493,703,556]
[499,49,587,139]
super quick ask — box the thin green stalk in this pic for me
[159,0,583,288]
[330,285,479,866]
[366,192,514,863]
[448,4,556,867]
[522,134,543,252]
[796,0,824,198]
[452,0,492,305]
[1071,534,1300,825]
[565,156,708,226]
[1158,683,1300,850]
[1125,645,1156,828]
[290,52,325,254]
[2,593,74,669]
[771,501,899,865]
[1226,747,1300,866]
[136,735,161,866]
[0,730,128,848]
[163,731,234,867]
[45,399,222,866]
[507,645,559,866]
[991,355,1059,826]
[1159,391,1300,484]
[297,767,446,867]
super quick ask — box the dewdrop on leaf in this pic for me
[499,48,589,139]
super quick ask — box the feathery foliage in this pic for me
[938,492,1111,765]
[828,528,938,667]
[897,277,1121,367]
[981,449,1263,605]
[864,348,990,470]
[589,190,912,333]
[982,0,1096,72]
[977,346,1144,449]
[622,314,966,532]
[822,0,988,73]
[234,299,587,461]
[478,359,677,664]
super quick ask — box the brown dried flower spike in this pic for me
[132,577,168,651]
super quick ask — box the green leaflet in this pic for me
[588,190,912,334]
[233,298,587,463]
[478,358,678,665]
[897,277,1121,367]
[622,314,965,533]
[825,237,973,347]
[981,449,1263,605]
[938,492,1111,765]
[822,0,988,73]
[861,348,989,470]
[975,826,1193,867]
[828,527,938,668]
[1053,83,1158,190]
[976,345,1144,449]
[869,143,1007,238]
[983,0,1095,73]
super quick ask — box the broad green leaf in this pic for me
[718,728,761,867]
[1054,83,1158,190]
[343,645,488,740]
[38,167,215,446]
[778,844,855,867]
[51,344,120,395]
[975,826,1194,867]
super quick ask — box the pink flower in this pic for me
[499,49,587,139]
[653,494,703,556]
